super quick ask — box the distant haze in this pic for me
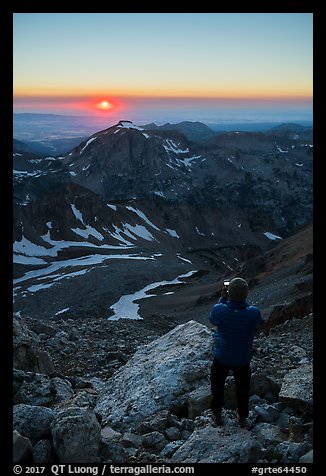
[13,113,313,145]
[13,96,313,126]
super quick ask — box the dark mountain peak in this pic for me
[117,119,133,126]
[143,120,216,144]
[144,120,211,131]
[143,122,159,129]
[268,123,307,132]
[60,119,196,201]
[69,120,147,153]
[266,123,313,141]
[173,120,213,131]
[115,120,144,131]
[91,120,145,137]
[205,129,269,149]
[13,138,34,154]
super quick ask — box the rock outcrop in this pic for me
[94,320,212,430]
[12,313,313,464]
[279,364,313,412]
[51,406,101,463]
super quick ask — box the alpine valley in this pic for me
[13,119,313,324]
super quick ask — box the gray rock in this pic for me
[252,423,283,446]
[254,403,280,423]
[279,364,313,413]
[13,370,31,398]
[167,413,182,429]
[159,440,185,459]
[13,318,40,361]
[251,371,281,398]
[180,429,193,440]
[182,359,210,382]
[13,404,56,440]
[165,427,181,441]
[304,423,313,445]
[14,374,54,406]
[99,439,129,463]
[276,412,290,432]
[63,389,98,409]
[249,394,264,408]
[32,439,55,464]
[288,416,305,442]
[89,377,106,392]
[188,385,211,419]
[171,425,261,463]
[135,410,170,434]
[180,418,195,432]
[13,317,54,374]
[121,432,143,448]
[13,430,32,463]
[95,321,212,431]
[142,431,167,451]
[23,318,57,337]
[101,426,122,442]
[36,350,54,375]
[51,377,74,403]
[299,449,313,463]
[275,441,310,463]
[288,345,307,362]
[51,406,101,463]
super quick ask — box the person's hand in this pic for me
[221,286,229,300]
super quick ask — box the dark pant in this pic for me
[210,356,251,418]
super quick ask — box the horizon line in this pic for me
[13,112,313,124]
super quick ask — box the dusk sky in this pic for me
[13,13,313,125]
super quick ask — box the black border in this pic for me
[4,1,321,471]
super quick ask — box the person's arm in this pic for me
[220,284,229,301]
[209,305,219,325]
[209,284,228,325]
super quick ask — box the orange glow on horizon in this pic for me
[13,93,313,114]
[13,93,313,104]
[12,95,126,118]
[13,88,312,120]
[13,84,313,103]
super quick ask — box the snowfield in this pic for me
[108,270,198,321]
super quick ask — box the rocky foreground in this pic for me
[12,310,313,464]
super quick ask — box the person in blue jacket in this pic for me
[209,277,263,427]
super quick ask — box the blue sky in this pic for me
[13,13,313,124]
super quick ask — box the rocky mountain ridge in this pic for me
[13,312,313,464]
[13,120,313,322]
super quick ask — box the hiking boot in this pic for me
[236,411,251,429]
[212,412,223,426]
[242,418,254,430]
[238,416,249,428]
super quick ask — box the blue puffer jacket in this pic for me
[209,297,263,367]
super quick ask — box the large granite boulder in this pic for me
[95,320,212,430]
[51,406,101,463]
[279,364,313,413]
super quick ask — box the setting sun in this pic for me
[96,100,113,110]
